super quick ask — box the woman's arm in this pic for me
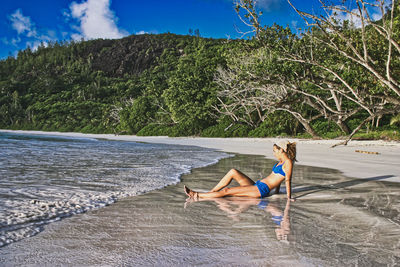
[283,161,295,201]
[275,183,281,194]
[285,178,292,199]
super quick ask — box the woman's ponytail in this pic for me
[286,142,297,162]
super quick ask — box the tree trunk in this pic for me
[331,117,373,148]
[277,108,320,138]
[336,120,350,135]
[300,119,319,139]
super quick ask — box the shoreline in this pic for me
[2,152,399,265]
[1,129,400,183]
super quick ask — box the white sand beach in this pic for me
[2,129,400,183]
[1,129,400,266]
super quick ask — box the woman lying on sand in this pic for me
[184,140,297,201]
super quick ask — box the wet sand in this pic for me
[1,154,399,266]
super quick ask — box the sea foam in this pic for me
[0,132,230,247]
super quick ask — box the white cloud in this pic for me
[7,9,54,51]
[372,12,382,21]
[136,30,158,35]
[256,0,281,11]
[71,33,84,41]
[231,0,281,11]
[9,9,36,36]
[333,8,364,28]
[62,9,71,21]
[68,0,128,40]
[1,37,9,45]
[61,31,70,39]
[26,40,45,51]
[11,37,21,46]
[332,5,385,29]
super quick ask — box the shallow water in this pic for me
[1,154,399,266]
[0,132,228,247]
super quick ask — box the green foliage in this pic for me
[119,96,156,134]
[353,129,400,141]
[248,112,298,137]
[162,39,226,131]
[311,120,342,136]
[137,121,201,137]
[0,34,229,135]
[390,114,400,126]
[136,124,171,136]
[201,119,251,137]
[1,16,399,141]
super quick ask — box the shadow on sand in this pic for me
[293,175,394,198]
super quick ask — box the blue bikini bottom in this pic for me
[255,180,270,198]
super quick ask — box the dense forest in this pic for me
[1,0,399,141]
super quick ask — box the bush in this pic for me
[311,120,341,136]
[167,122,201,137]
[136,123,195,136]
[201,120,251,137]
[390,114,400,126]
[119,96,156,134]
[80,125,95,133]
[201,122,229,137]
[353,130,400,141]
[347,117,367,131]
[322,131,343,139]
[137,124,171,136]
[296,132,313,138]
[248,120,288,137]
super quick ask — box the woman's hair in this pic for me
[286,142,297,162]
[274,141,297,162]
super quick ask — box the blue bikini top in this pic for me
[272,162,286,176]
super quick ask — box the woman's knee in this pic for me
[229,168,240,175]
[221,187,230,195]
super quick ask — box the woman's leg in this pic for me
[211,169,255,192]
[185,184,261,199]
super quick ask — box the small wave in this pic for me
[0,132,230,247]
[0,132,99,143]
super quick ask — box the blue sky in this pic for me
[0,0,344,59]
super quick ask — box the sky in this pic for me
[0,0,384,59]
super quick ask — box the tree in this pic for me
[119,96,156,134]
[214,41,321,138]
[288,0,400,145]
[161,39,226,133]
[232,0,400,144]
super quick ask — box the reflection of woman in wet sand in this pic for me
[205,198,293,242]
[266,199,292,242]
[184,140,297,201]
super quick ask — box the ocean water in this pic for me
[0,132,229,247]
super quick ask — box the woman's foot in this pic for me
[184,185,199,200]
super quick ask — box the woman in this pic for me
[184,140,296,201]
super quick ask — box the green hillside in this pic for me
[1,17,399,140]
[0,33,235,135]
